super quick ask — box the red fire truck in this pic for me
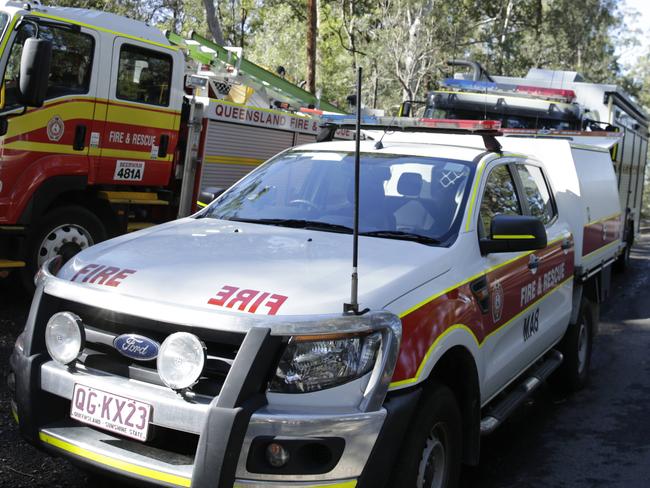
[0,1,341,288]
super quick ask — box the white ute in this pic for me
[10,118,624,488]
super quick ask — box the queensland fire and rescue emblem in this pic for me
[47,116,65,142]
[492,281,504,323]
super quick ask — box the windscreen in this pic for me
[203,151,475,245]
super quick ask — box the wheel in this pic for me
[614,222,634,273]
[390,382,462,488]
[20,205,107,291]
[554,298,597,392]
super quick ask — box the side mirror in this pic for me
[197,186,225,208]
[480,214,547,255]
[18,37,52,108]
[399,100,412,117]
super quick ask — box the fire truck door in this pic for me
[94,37,181,187]
[0,21,97,213]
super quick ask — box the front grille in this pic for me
[58,299,246,398]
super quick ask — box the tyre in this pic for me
[390,381,462,488]
[554,298,597,392]
[614,222,634,273]
[20,205,107,291]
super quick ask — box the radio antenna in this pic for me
[344,67,364,315]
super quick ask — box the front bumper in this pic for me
[11,261,405,488]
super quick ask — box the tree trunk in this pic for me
[307,0,318,93]
[202,0,225,45]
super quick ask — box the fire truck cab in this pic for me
[0,1,340,288]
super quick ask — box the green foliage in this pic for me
[51,0,637,111]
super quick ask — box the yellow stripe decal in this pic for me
[582,239,621,260]
[465,160,486,232]
[586,212,622,227]
[11,405,19,424]
[204,155,265,166]
[398,233,568,319]
[492,234,535,240]
[390,275,574,388]
[233,482,356,488]
[4,141,172,162]
[196,201,207,208]
[32,12,178,51]
[0,15,20,57]
[39,433,191,487]
[106,104,177,130]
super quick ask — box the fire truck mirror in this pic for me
[480,214,547,255]
[18,38,52,108]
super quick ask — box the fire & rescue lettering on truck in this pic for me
[9,117,625,488]
[0,0,343,288]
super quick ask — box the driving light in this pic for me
[269,331,381,393]
[266,442,290,467]
[157,332,206,390]
[45,312,85,365]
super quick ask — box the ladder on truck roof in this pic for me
[166,31,342,113]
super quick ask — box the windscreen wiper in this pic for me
[227,218,353,234]
[360,230,440,245]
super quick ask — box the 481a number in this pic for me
[116,167,142,180]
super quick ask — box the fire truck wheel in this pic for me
[21,206,107,290]
[554,298,596,392]
[392,381,461,488]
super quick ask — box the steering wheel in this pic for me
[288,199,319,212]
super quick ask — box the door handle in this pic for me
[73,124,87,151]
[158,134,170,158]
[470,275,490,314]
[561,239,573,251]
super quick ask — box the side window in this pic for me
[516,165,555,225]
[479,164,521,234]
[4,23,94,108]
[116,45,171,106]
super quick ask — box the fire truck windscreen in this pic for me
[201,151,475,246]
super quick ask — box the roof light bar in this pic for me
[514,85,576,102]
[318,114,501,133]
[440,78,576,103]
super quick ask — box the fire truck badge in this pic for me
[492,281,504,323]
[47,116,65,142]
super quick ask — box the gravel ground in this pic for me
[1,230,650,487]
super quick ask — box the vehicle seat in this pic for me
[394,173,434,232]
[355,166,395,231]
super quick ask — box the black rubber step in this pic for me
[481,349,563,435]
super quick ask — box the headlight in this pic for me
[269,331,382,393]
[45,312,85,365]
[157,332,206,390]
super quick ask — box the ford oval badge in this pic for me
[113,334,160,361]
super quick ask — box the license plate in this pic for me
[70,384,152,442]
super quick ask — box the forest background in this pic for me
[53,1,650,110]
[56,0,650,210]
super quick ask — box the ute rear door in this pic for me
[92,36,182,187]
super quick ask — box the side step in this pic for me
[480,350,563,435]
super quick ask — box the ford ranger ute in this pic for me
[9,118,624,488]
